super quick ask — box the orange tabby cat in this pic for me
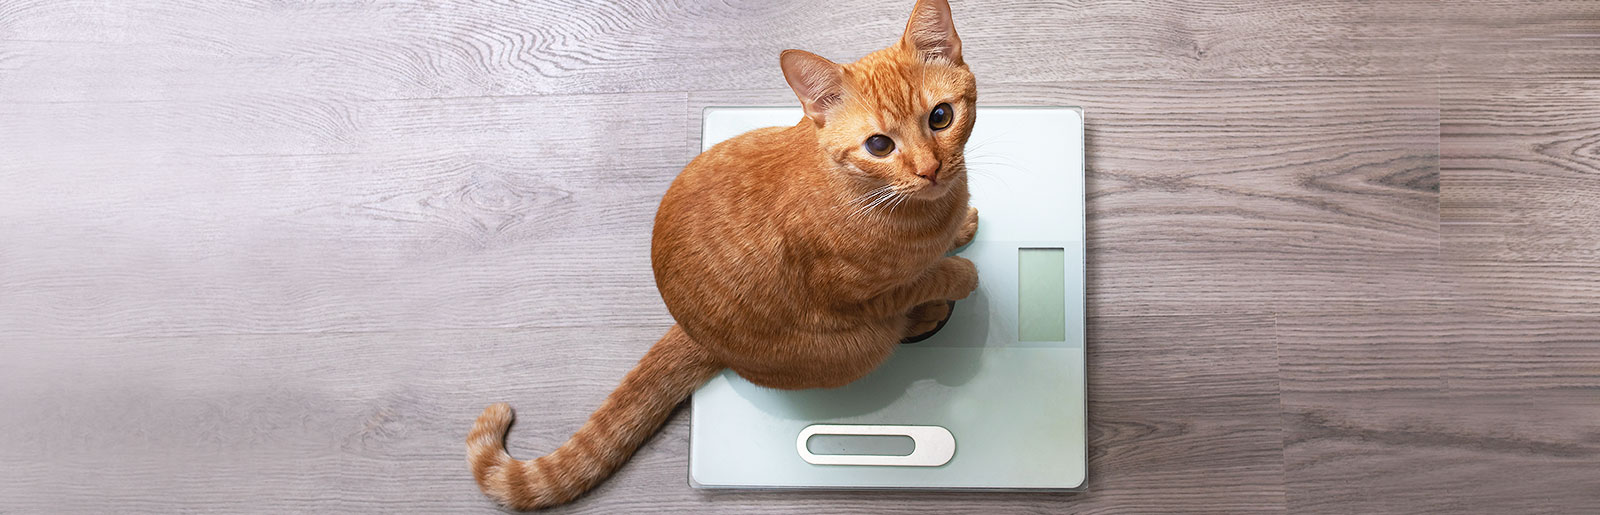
[468,0,979,509]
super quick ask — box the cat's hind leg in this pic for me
[730,325,901,390]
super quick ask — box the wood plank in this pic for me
[0,315,1283,513]
[692,79,1442,316]
[0,0,1442,103]
[0,92,687,339]
[1441,79,1600,314]
[0,326,662,513]
[1280,313,1600,515]
[1440,3,1600,80]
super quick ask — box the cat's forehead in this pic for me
[843,51,963,125]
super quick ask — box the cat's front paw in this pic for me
[951,206,978,250]
[942,256,979,300]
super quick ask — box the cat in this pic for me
[467,0,979,509]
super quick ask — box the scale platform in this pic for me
[690,106,1086,490]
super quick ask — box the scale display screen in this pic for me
[1018,247,1067,342]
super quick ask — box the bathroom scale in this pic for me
[690,106,1086,490]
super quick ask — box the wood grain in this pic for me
[1280,313,1600,515]
[0,0,1444,104]
[1441,79,1600,314]
[0,315,1286,514]
[0,326,659,513]
[1,92,686,339]
[1440,2,1600,80]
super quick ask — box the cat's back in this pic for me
[684,125,802,182]
[659,124,810,223]
[652,124,815,335]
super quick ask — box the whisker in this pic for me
[846,191,883,217]
[840,184,893,212]
[849,188,899,220]
[889,193,910,215]
[964,161,1020,172]
[869,189,903,214]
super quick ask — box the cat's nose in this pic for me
[915,159,941,183]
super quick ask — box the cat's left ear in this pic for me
[901,0,963,65]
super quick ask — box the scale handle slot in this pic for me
[796,424,956,467]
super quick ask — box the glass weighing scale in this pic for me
[690,106,1086,490]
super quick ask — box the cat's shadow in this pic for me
[723,287,991,420]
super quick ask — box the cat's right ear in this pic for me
[780,49,845,126]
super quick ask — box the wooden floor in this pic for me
[3,1,1598,513]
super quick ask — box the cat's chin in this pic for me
[908,182,953,200]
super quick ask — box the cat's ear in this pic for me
[900,0,963,65]
[780,49,845,125]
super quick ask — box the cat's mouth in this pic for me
[907,168,955,199]
[908,182,949,200]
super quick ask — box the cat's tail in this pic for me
[467,324,721,510]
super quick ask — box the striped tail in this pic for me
[467,325,721,510]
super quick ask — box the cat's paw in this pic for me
[903,300,955,342]
[951,207,978,250]
[942,256,979,300]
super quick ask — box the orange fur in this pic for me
[468,0,978,509]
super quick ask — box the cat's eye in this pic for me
[928,103,953,130]
[865,134,895,156]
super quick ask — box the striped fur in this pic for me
[467,326,719,510]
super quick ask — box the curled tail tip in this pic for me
[467,403,515,476]
[467,403,558,511]
[470,403,514,439]
[482,402,514,424]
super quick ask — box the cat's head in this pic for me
[780,0,976,200]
